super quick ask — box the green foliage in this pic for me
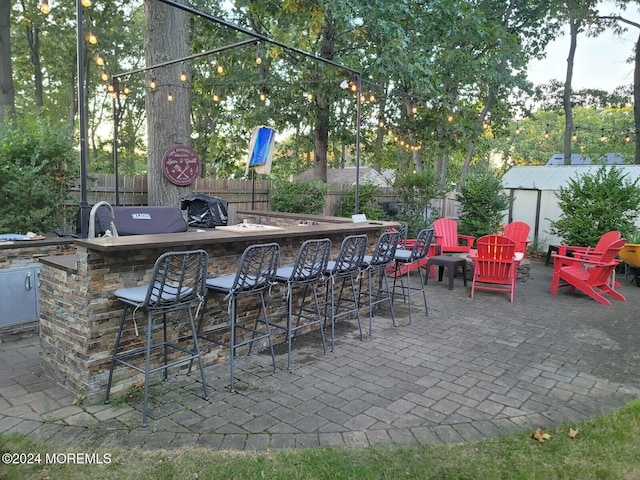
[0,117,78,233]
[271,180,327,215]
[456,169,510,239]
[392,170,441,236]
[549,166,640,246]
[334,183,385,220]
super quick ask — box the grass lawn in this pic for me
[2,400,639,479]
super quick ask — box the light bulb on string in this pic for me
[306,92,314,102]
[106,83,115,93]
[515,124,521,135]
[40,0,50,14]
[81,0,91,7]
[180,71,188,82]
[369,94,376,102]
[100,71,109,82]
[350,82,357,92]
[216,63,224,75]
[600,129,607,142]
[625,133,632,143]
[259,91,266,102]
[378,120,385,128]
[167,91,174,102]
[572,127,578,142]
[86,29,98,45]
[122,85,131,95]
[149,78,157,90]
[94,51,105,66]
[447,114,454,122]
[212,92,221,102]
[411,105,418,115]
[544,124,550,139]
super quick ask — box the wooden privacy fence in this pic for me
[66,174,412,224]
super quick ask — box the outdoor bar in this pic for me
[37,210,397,401]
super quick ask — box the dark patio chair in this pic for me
[194,242,280,392]
[105,249,210,427]
[359,229,400,335]
[272,238,332,370]
[390,227,434,323]
[322,234,368,352]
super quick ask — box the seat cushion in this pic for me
[274,266,294,282]
[115,283,192,305]
[206,273,235,293]
[394,250,413,261]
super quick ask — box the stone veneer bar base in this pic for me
[38,212,395,402]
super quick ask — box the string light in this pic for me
[625,133,632,143]
[167,91,174,102]
[259,91,266,102]
[411,105,418,115]
[515,124,521,135]
[39,0,50,14]
[572,127,578,142]
[81,0,91,6]
[447,114,454,122]
[216,62,224,74]
[306,92,314,101]
[94,51,105,66]
[149,78,157,90]
[100,71,109,82]
[180,70,188,82]
[600,129,607,142]
[86,29,98,45]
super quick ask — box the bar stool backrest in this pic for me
[231,242,280,293]
[142,250,208,311]
[289,238,332,281]
[408,227,434,262]
[369,230,400,267]
[330,234,368,274]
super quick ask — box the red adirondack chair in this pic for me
[470,235,518,302]
[433,218,475,254]
[503,221,531,258]
[557,230,621,260]
[550,237,626,306]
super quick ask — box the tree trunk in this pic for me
[0,0,15,125]
[312,12,336,183]
[145,0,191,207]
[563,5,578,165]
[635,31,640,164]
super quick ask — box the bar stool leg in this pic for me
[187,307,209,400]
[105,306,128,405]
[142,310,153,427]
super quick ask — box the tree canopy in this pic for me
[1,0,637,195]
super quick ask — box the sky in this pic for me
[527,3,640,92]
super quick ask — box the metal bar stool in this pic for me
[272,238,331,370]
[322,234,368,352]
[390,227,434,323]
[194,242,279,393]
[105,249,210,427]
[359,230,400,335]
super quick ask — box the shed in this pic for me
[501,165,640,249]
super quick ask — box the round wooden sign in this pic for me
[161,145,201,186]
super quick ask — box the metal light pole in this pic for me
[77,0,90,238]
[354,74,362,215]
